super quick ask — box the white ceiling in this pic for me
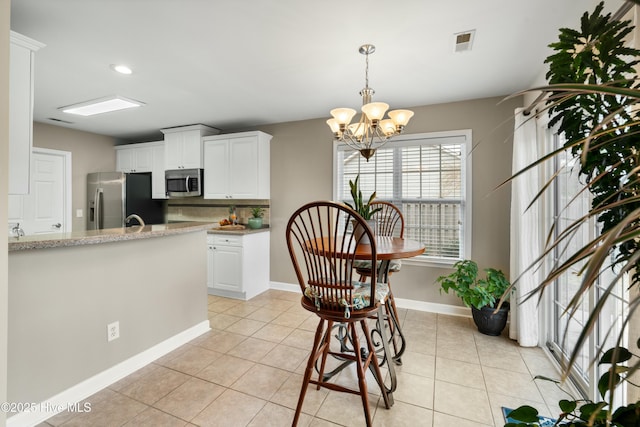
[10,0,625,143]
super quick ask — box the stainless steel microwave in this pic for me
[165,168,203,197]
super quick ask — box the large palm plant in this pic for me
[506,1,640,422]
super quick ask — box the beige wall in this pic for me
[8,231,208,407]
[32,122,117,231]
[259,95,522,306]
[1,0,11,424]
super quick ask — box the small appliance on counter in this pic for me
[87,172,165,230]
[165,168,203,198]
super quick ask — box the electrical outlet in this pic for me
[107,321,120,342]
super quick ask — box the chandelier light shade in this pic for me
[327,44,414,161]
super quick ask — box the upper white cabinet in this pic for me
[203,131,271,199]
[114,141,167,199]
[151,143,166,199]
[161,124,219,170]
[115,144,153,173]
[9,32,45,195]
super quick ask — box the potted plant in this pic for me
[506,343,640,426]
[247,207,264,229]
[344,175,382,244]
[436,259,510,336]
[507,1,640,407]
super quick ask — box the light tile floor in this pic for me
[38,290,569,427]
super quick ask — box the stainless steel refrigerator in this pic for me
[87,172,165,230]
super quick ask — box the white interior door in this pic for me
[8,148,71,236]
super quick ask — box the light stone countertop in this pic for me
[207,225,270,235]
[8,221,216,252]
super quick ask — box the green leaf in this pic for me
[559,399,577,413]
[579,402,608,420]
[597,371,621,399]
[600,347,633,364]
[506,406,540,422]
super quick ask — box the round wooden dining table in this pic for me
[353,235,425,280]
[306,236,424,261]
[304,235,425,403]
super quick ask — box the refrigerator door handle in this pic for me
[95,187,103,230]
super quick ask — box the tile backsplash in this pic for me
[166,198,269,225]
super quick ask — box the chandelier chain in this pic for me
[364,50,369,89]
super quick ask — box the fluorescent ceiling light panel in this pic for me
[60,96,144,116]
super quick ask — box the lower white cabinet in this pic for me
[207,231,270,300]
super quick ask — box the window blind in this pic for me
[335,132,469,261]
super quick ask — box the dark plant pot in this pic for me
[471,303,509,336]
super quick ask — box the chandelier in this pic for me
[326,44,414,161]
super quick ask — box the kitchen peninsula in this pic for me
[7,222,212,426]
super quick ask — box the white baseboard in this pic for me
[269,281,471,317]
[269,281,299,293]
[393,297,470,317]
[7,320,211,427]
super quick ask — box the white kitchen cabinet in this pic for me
[203,131,271,199]
[207,231,270,300]
[114,141,167,199]
[161,124,219,170]
[115,144,153,173]
[9,32,44,195]
[151,142,167,199]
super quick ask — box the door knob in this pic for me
[53,223,62,228]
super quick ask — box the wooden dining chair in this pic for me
[353,201,404,352]
[354,201,405,281]
[286,201,392,427]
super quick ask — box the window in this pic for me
[333,130,472,263]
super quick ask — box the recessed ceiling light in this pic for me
[110,64,133,75]
[59,96,144,116]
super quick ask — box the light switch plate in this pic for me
[76,209,83,218]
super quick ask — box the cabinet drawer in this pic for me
[211,235,243,246]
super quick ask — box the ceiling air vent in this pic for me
[454,30,475,53]
[47,117,74,124]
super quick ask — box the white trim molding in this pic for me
[7,321,210,427]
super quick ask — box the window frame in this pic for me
[332,129,472,267]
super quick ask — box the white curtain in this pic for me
[509,108,541,346]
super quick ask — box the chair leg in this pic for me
[316,320,333,389]
[293,318,326,426]
[351,322,373,427]
[361,317,392,410]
